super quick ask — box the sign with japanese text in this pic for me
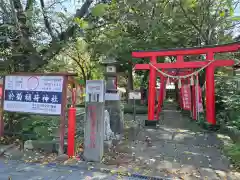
[86,80,105,102]
[196,85,203,112]
[3,75,64,115]
[181,85,191,110]
[129,91,141,100]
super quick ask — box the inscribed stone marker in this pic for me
[84,80,105,162]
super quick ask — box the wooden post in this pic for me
[59,75,68,154]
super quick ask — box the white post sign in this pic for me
[3,75,64,115]
[86,80,105,102]
[129,91,141,100]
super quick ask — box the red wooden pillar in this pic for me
[192,80,197,120]
[156,73,165,119]
[177,56,184,110]
[178,86,183,109]
[148,56,157,121]
[181,79,184,109]
[205,52,216,125]
[187,78,192,114]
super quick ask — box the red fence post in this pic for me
[68,107,76,157]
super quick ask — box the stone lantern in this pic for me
[102,57,118,93]
[102,57,123,135]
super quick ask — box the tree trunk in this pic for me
[140,71,149,87]
[7,0,96,72]
[127,66,134,104]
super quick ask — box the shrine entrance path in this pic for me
[121,102,240,179]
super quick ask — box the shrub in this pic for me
[123,104,148,114]
[215,77,240,130]
[224,143,240,170]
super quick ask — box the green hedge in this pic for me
[75,103,148,114]
[76,103,85,108]
[123,104,148,114]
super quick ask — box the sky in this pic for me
[48,0,239,36]
[56,0,240,15]
[235,1,240,15]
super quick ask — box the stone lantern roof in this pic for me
[101,56,118,66]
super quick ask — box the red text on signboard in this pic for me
[88,105,96,148]
[181,85,191,110]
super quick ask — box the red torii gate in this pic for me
[155,69,194,119]
[132,42,240,125]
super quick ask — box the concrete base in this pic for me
[24,140,64,153]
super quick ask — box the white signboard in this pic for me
[86,80,105,102]
[105,93,120,101]
[129,91,141,100]
[3,75,64,115]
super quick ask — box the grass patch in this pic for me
[224,143,240,170]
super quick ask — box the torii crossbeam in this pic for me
[132,42,240,125]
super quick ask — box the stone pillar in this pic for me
[84,80,105,162]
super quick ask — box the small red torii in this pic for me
[132,42,240,125]
[155,69,194,120]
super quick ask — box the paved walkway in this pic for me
[0,160,140,180]
[121,102,240,179]
[1,102,240,179]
